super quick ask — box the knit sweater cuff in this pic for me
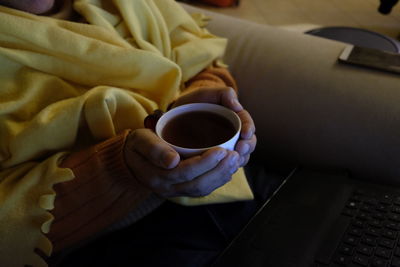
[185,67,238,92]
[49,130,151,252]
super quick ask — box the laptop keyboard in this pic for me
[327,188,400,267]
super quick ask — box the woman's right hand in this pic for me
[123,129,240,198]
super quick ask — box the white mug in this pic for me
[155,103,241,158]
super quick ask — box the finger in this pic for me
[127,129,179,169]
[173,87,243,112]
[170,151,240,197]
[219,87,243,112]
[126,143,231,197]
[237,110,256,140]
[168,147,228,184]
[127,149,163,189]
[235,135,257,157]
[239,154,251,168]
[134,146,230,197]
[128,150,178,195]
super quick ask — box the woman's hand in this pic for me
[172,86,257,167]
[124,129,240,198]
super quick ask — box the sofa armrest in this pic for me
[182,3,400,184]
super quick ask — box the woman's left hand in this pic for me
[172,86,257,167]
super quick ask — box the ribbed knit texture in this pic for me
[185,67,238,91]
[50,130,152,252]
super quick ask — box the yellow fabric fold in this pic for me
[0,154,73,267]
[0,0,252,265]
[169,168,253,206]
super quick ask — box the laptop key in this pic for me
[371,257,388,267]
[343,235,359,246]
[361,235,376,246]
[383,221,400,230]
[379,238,395,249]
[360,204,374,213]
[392,206,400,214]
[339,244,354,255]
[352,219,365,228]
[379,194,393,205]
[375,247,392,259]
[381,228,397,240]
[356,245,374,256]
[347,201,358,209]
[366,227,381,237]
[352,254,369,266]
[377,204,391,212]
[333,254,350,265]
[372,212,386,220]
[348,227,363,237]
[369,219,383,227]
[356,212,370,221]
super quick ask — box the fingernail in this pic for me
[231,98,243,110]
[216,149,227,161]
[242,129,253,140]
[162,151,177,168]
[241,144,250,155]
[239,156,245,166]
[229,153,239,167]
[230,162,239,174]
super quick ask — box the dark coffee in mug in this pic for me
[161,111,237,149]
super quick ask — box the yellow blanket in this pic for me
[0,0,253,265]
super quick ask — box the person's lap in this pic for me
[49,156,287,267]
[54,201,233,267]
[52,196,258,267]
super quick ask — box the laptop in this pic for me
[212,167,400,267]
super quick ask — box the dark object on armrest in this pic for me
[306,26,400,53]
[378,0,399,14]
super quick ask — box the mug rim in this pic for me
[155,103,241,152]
